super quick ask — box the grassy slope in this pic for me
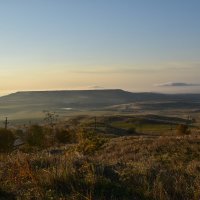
[0,114,200,199]
[0,134,200,200]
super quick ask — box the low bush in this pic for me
[55,129,75,144]
[176,124,191,135]
[15,129,25,139]
[77,130,107,155]
[0,188,16,200]
[26,125,45,147]
[0,129,15,152]
[127,127,137,134]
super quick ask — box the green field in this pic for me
[111,121,176,135]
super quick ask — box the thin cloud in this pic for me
[155,82,200,87]
[88,85,105,89]
[70,68,156,74]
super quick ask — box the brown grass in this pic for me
[0,125,200,199]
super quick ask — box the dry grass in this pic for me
[0,124,200,199]
[96,135,200,200]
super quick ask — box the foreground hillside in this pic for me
[0,135,200,200]
[0,114,200,200]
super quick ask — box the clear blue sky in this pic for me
[0,0,200,95]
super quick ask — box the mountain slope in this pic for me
[0,89,166,108]
[0,89,200,120]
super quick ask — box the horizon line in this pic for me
[1,89,200,97]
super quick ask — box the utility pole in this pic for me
[94,116,97,133]
[4,117,9,129]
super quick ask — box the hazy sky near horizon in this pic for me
[0,0,200,95]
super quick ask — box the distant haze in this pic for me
[0,1,200,94]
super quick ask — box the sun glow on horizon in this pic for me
[0,1,199,94]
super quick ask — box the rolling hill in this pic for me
[0,89,200,120]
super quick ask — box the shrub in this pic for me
[0,188,16,200]
[26,125,45,147]
[176,124,191,135]
[15,129,24,138]
[127,127,137,134]
[0,129,15,152]
[77,130,107,155]
[55,129,75,144]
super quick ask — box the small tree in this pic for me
[176,124,191,135]
[27,125,45,147]
[43,111,58,129]
[0,129,15,152]
[43,111,59,145]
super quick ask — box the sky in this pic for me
[0,0,200,95]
